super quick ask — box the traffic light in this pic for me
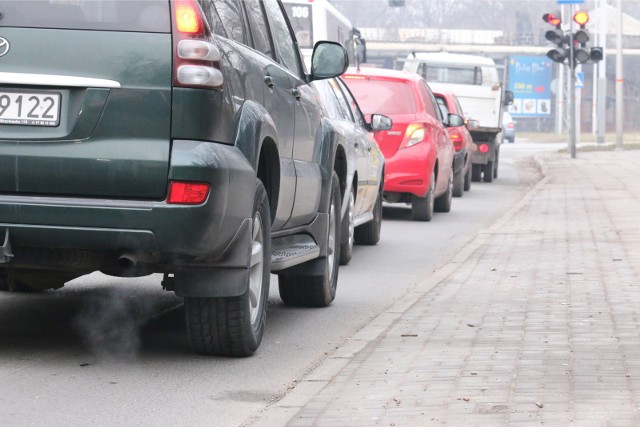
[590,47,604,62]
[573,10,591,64]
[543,10,568,63]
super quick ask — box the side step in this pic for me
[271,235,319,272]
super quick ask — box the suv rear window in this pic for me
[344,79,416,115]
[0,0,170,33]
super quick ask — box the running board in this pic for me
[271,235,320,272]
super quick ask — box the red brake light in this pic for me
[175,0,203,34]
[449,130,463,151]
[478,144,489,154]
[168,181,210,205]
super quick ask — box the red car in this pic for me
[342,67,463,221]
[432,89,479,197]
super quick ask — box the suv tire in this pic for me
[339,186,355,266]
[185,179,271,357]
[278,172,341,307]
[355,189,382,245]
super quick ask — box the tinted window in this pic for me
[0,0,169,33]
[199,0,246,43]
[244,0,273,57]
[343,79,416,115]
[328,79,353,121]
[314,81,344,121]
[335,78,365,128]
[262,0,301,76]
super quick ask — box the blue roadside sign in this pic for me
[507,56,553,118]
[557,0,584,4]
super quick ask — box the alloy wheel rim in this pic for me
[248,212,264,325]
[327,196,337,279]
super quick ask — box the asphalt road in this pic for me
[0,140,563,426]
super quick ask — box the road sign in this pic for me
[576,71,584,88]
[557,0,584,3]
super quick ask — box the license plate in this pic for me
[0,90,61,127]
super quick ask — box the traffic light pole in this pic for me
[569,5,577,159]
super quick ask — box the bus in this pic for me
[282,0,366,68]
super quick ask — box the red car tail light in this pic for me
[172,0,223,89]
[478,143,490,153]
[168,181,210,204]
[404,123,426,147]
[449,130,464,152]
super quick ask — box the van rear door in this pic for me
[0,1,172,199]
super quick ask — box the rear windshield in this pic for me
[343,79,416,115]
[0,0,170,33]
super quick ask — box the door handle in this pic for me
[264,75,275,88]
[291,88,301,100]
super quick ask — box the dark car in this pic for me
[342,67,464,222]
[503,111,516,143]
[313,77,391,265]
[0,0,349,357]
[433,89,479,197]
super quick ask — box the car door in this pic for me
[263,0,323,228]
[419,81,452,195]
[243,0,298,231]
[334,78,382,215]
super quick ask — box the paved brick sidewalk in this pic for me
[251,150,640,427]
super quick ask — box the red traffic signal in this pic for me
[543,10,562,28]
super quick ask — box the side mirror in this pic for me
[446,113,465,128]
[369,114,392,131]
[503,90,514,106]
[466,119,480,130]
[310,41,348,81]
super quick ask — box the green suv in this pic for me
[0,0,349,357]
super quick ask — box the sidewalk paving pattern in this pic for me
[251,151,640,427]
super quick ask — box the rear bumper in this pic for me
[0,140,255,270]
[382,143,434,198]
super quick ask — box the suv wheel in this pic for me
[339,186,355,266]
[185,179,271,357]
[471,164,482,182]
[278,172,341,307]
[355,188,382,245]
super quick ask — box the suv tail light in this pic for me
[403,123,426,148]
[448,129,464,151]
[172,0,223,89]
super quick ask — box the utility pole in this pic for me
[615,0,624,150]
[569,4,577,159]
[596,0,607,144]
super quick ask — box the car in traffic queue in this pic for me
[342,67,464,222]
[0,0,352,357]
[312,77,391,265]
[433,89,479,197]
[503,111,516,143]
